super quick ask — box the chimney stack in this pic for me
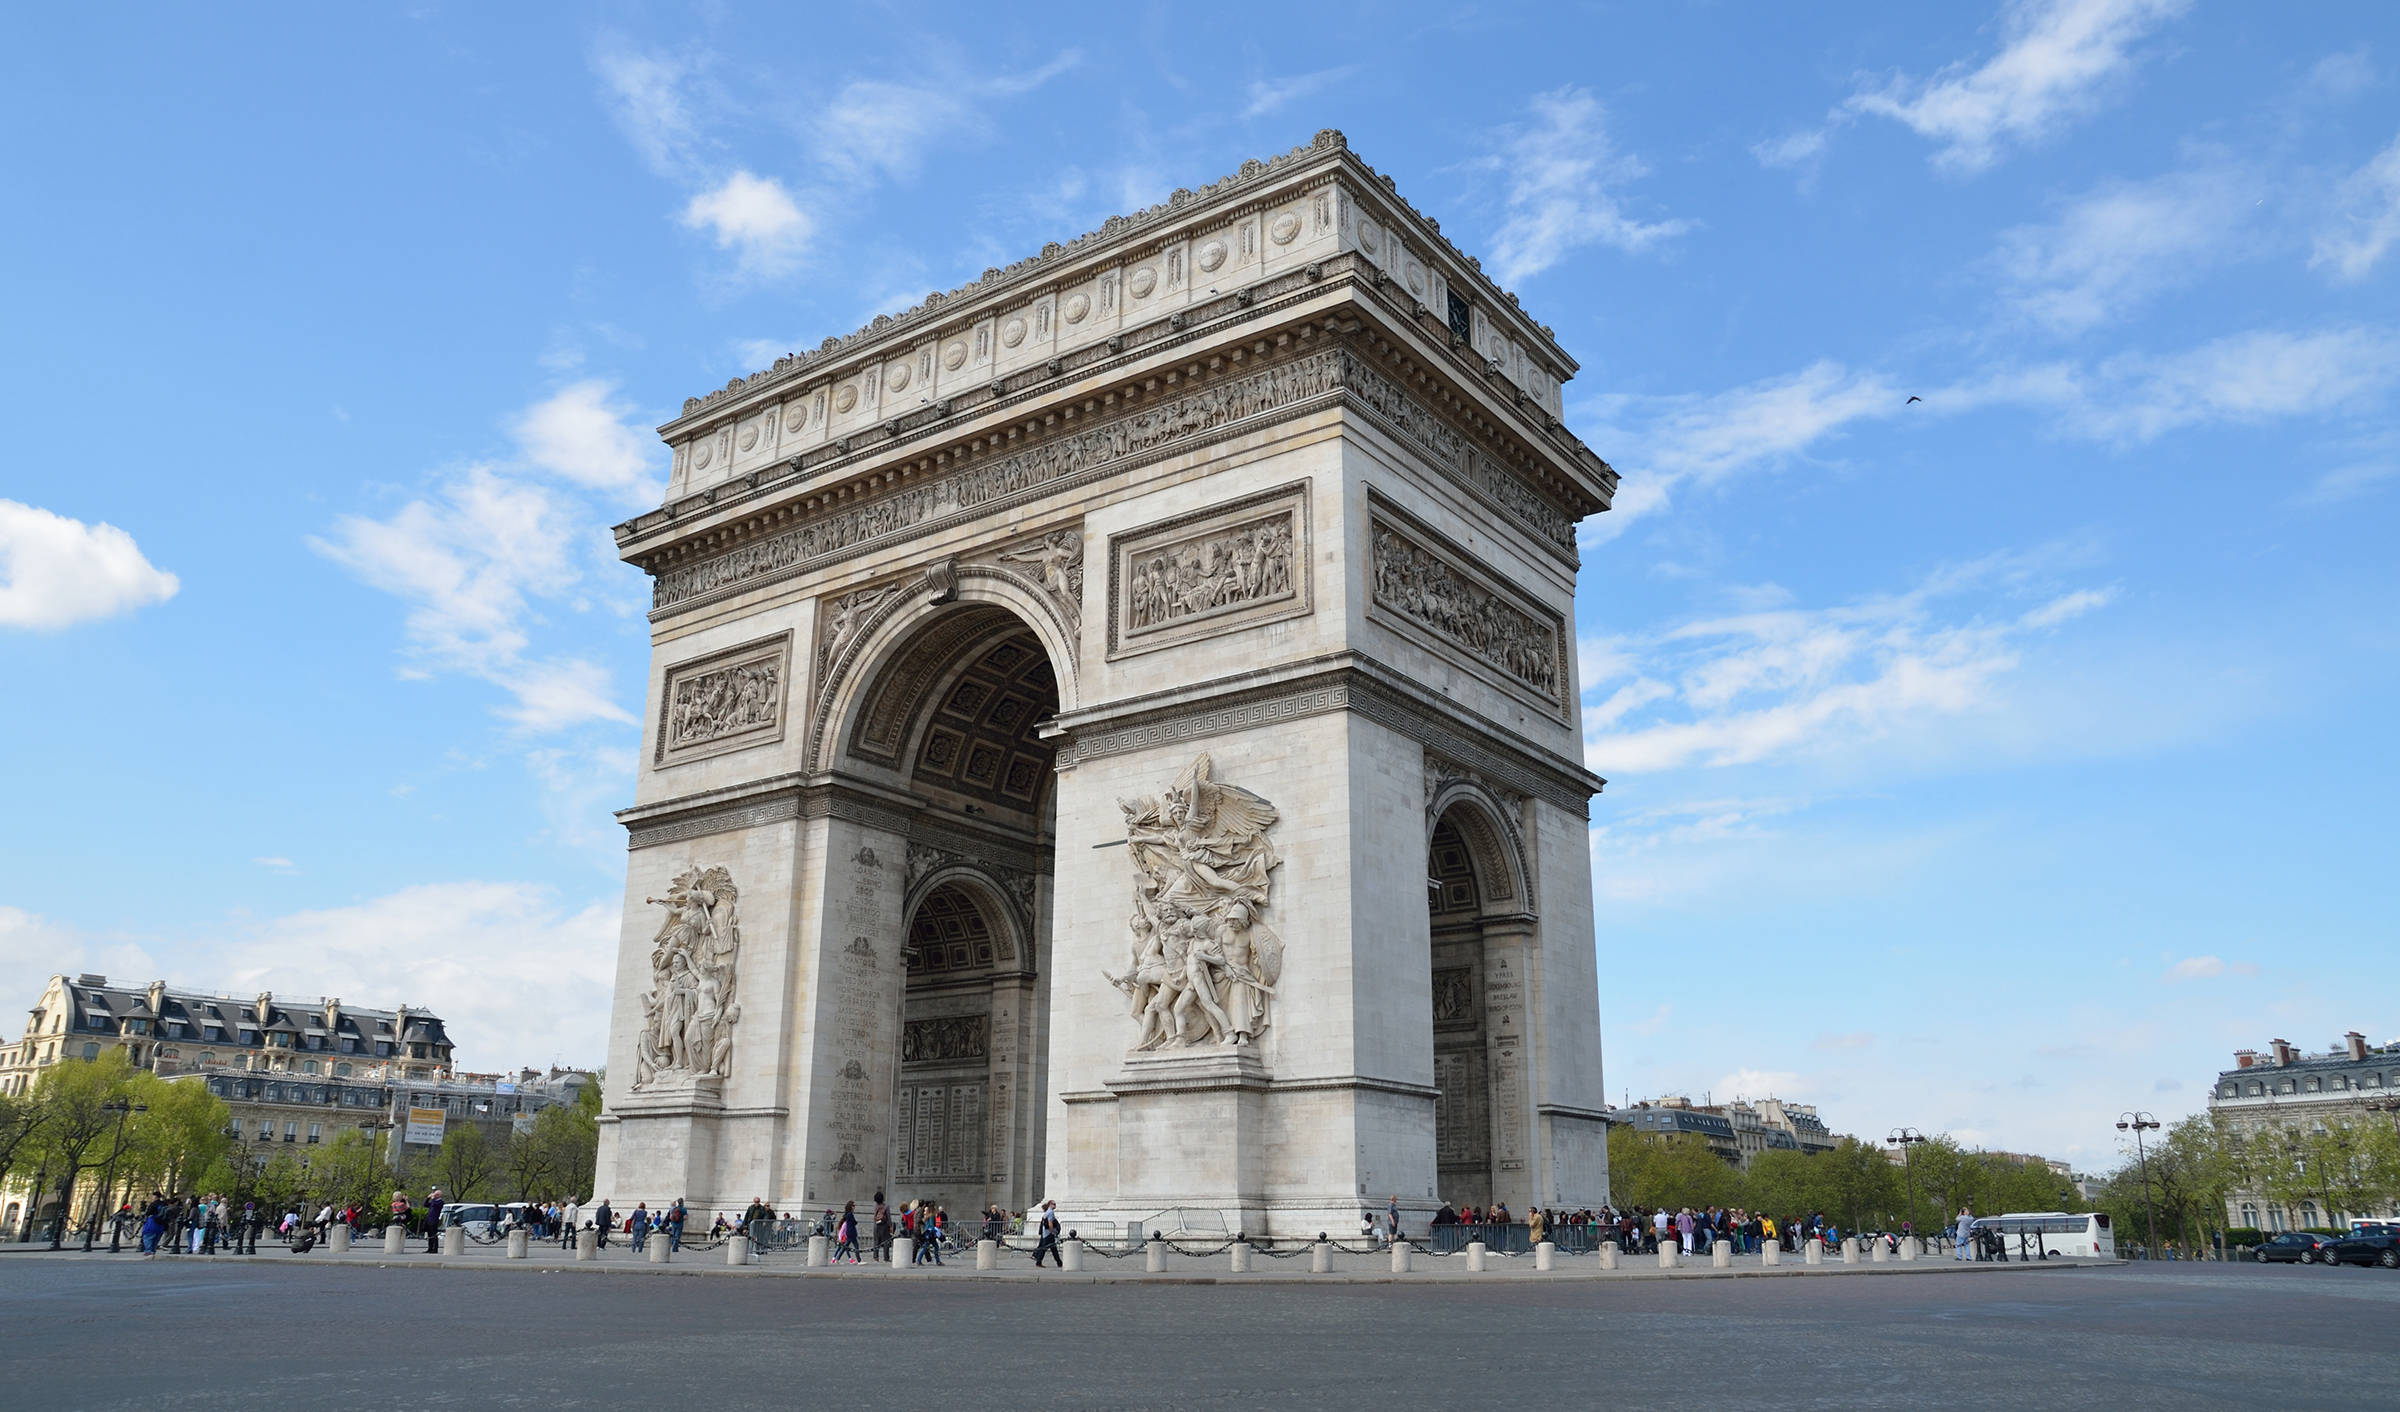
[2234,1049,2256,1069]
[2271,1038,2295,1065]
[2346,1031,2367,1062]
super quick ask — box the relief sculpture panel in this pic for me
[1108,483,1310,657]
[1367,496,1566,714]
[655,633,791,766]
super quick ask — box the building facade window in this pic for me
[283,1122,298,1143]
[306,1124,321,1144]
[335,1063,350,1077]
[2239,1202,2257,1226]
[302,1060,319,1075]
[81,1042,98,1060]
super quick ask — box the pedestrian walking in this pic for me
[1032,1200,1063,1268]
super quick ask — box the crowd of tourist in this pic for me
[1425,1200,1898,1254]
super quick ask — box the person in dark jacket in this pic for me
[424,1190,445,1253]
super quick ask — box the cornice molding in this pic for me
[658,129,1575,437]
[1049,654,1601,816]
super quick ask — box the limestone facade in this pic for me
[592,130,1617,1237]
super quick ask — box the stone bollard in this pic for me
[728,1234,750,1267]
[1762,1242,1781,1267]
[576,1227,597,1261]
[1804,1238,1823,1266]
[648,1236,671,1265]
[1310,1240,1332,1274]
[1062,1239,1084,1272]
[1145,1240,1166,1274]
[1466,1240,1487,1272]
[1871,1238,1888,1264]
[1899,1237,1917,1262]
[1713,1239,1732,1269]
[442,1227,465,1257]
[807,1235,828,1267]
[330,1225,351,1254]
[977,1239,998,1271]
[507,1229,530,1260]
[1391,1240,1412,1274]
[1228,1242,1250,1273]
[1599,1241,1619,1270]
[385,1225,407,1255]
[892,1234,911,1270]
[1842,1238,1861,1265]
[1536,1241,1556,1272]
[1659,1244,1678,1269]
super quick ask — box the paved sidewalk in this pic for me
[4,1239,2110,1285]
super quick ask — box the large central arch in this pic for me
[816,589,1062,1217]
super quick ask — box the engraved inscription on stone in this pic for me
[1369,501,1565,709]
[1109,485,1310,658]
[655,633,791,765]
[1433,1047,1490,1169]
[896,1080,987,1181]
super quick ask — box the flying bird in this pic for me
[1906,395,1922,404]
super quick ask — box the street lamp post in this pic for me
[2117,1111,2161,1257]
[98,1099,147,1253]
[1888,1128,1926,1238]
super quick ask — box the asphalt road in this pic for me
[3,1256,2395,1410]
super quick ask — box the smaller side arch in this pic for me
[904,863,1035,973]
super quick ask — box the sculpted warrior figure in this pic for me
[633,865,744,1090]
[1104,754,1284,1048]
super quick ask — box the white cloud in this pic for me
[1984,325,2400,443]
[1584,556,2114,775]
[681,170,815,279]
[1481,87,1689,285]
[2302,460,2400,504]
[592,41,709,179]
[252,857,297,873]
[1752,128,1829,170]
[813,53,1079,187]
[1715,1069,1806,1101]
[1847,0,2191,174]
[1995,160,2259,332]
[509,379,661,496]
[1241,65,1355,119]
[0,499,180,630]
[1815,1032,1876,1052]
[2312,131,2400,281]
[2167,955,2225,979]
[1577,362,1901,540]
[311,465,632,732]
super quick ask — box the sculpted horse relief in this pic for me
[1104,754,1286,1049]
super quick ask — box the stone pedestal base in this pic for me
[384,1226,405,1255]
[1598,1241,1618,1270]
[329,1226,350,1254]
[577,1227,597,1261]
[648,1236,671,1264]
[1311,1241,1331,1273]
[1391,1241,1412,1273]
[1466,1240,1486,1272]
[1762,1243,1780,1267]
[1535,1241,1555,1271]
[728,1234,750,1266]
[1713,1239,1731,1268]
[976,1239,998,1270]
[1062,1239,1084,1271]
[507,1229,530,1259]
[441,1227,464,1257]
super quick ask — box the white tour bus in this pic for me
[1973,1211,2116,1260]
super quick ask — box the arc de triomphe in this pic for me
[592,130,1616,1237]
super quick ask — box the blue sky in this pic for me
[3,1,2395,1168]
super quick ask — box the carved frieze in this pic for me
[651,350,1344,611]
[646,346,1582,617]
[631,866,742,1092]
[1108,483,1309,658]
[902,1015,990,1065]
[983,525,1085,634]
[655,633,792,766]
[1368,496,1566,714]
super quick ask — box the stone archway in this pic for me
[1426,785,1536,1216]
[828,598,1059,1217]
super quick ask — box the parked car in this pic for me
[2317,1226,2400,1269]
[2252,1232,2336,1264]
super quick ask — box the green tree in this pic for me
[0,1088,51,1192]
[1606,1127,1740,1210]
[431,1123,495,1200]
[19,1052,141,1240]
[309,1128,387,1216]
[1810,1138,1900,1232]
[117,1076,230,1203]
